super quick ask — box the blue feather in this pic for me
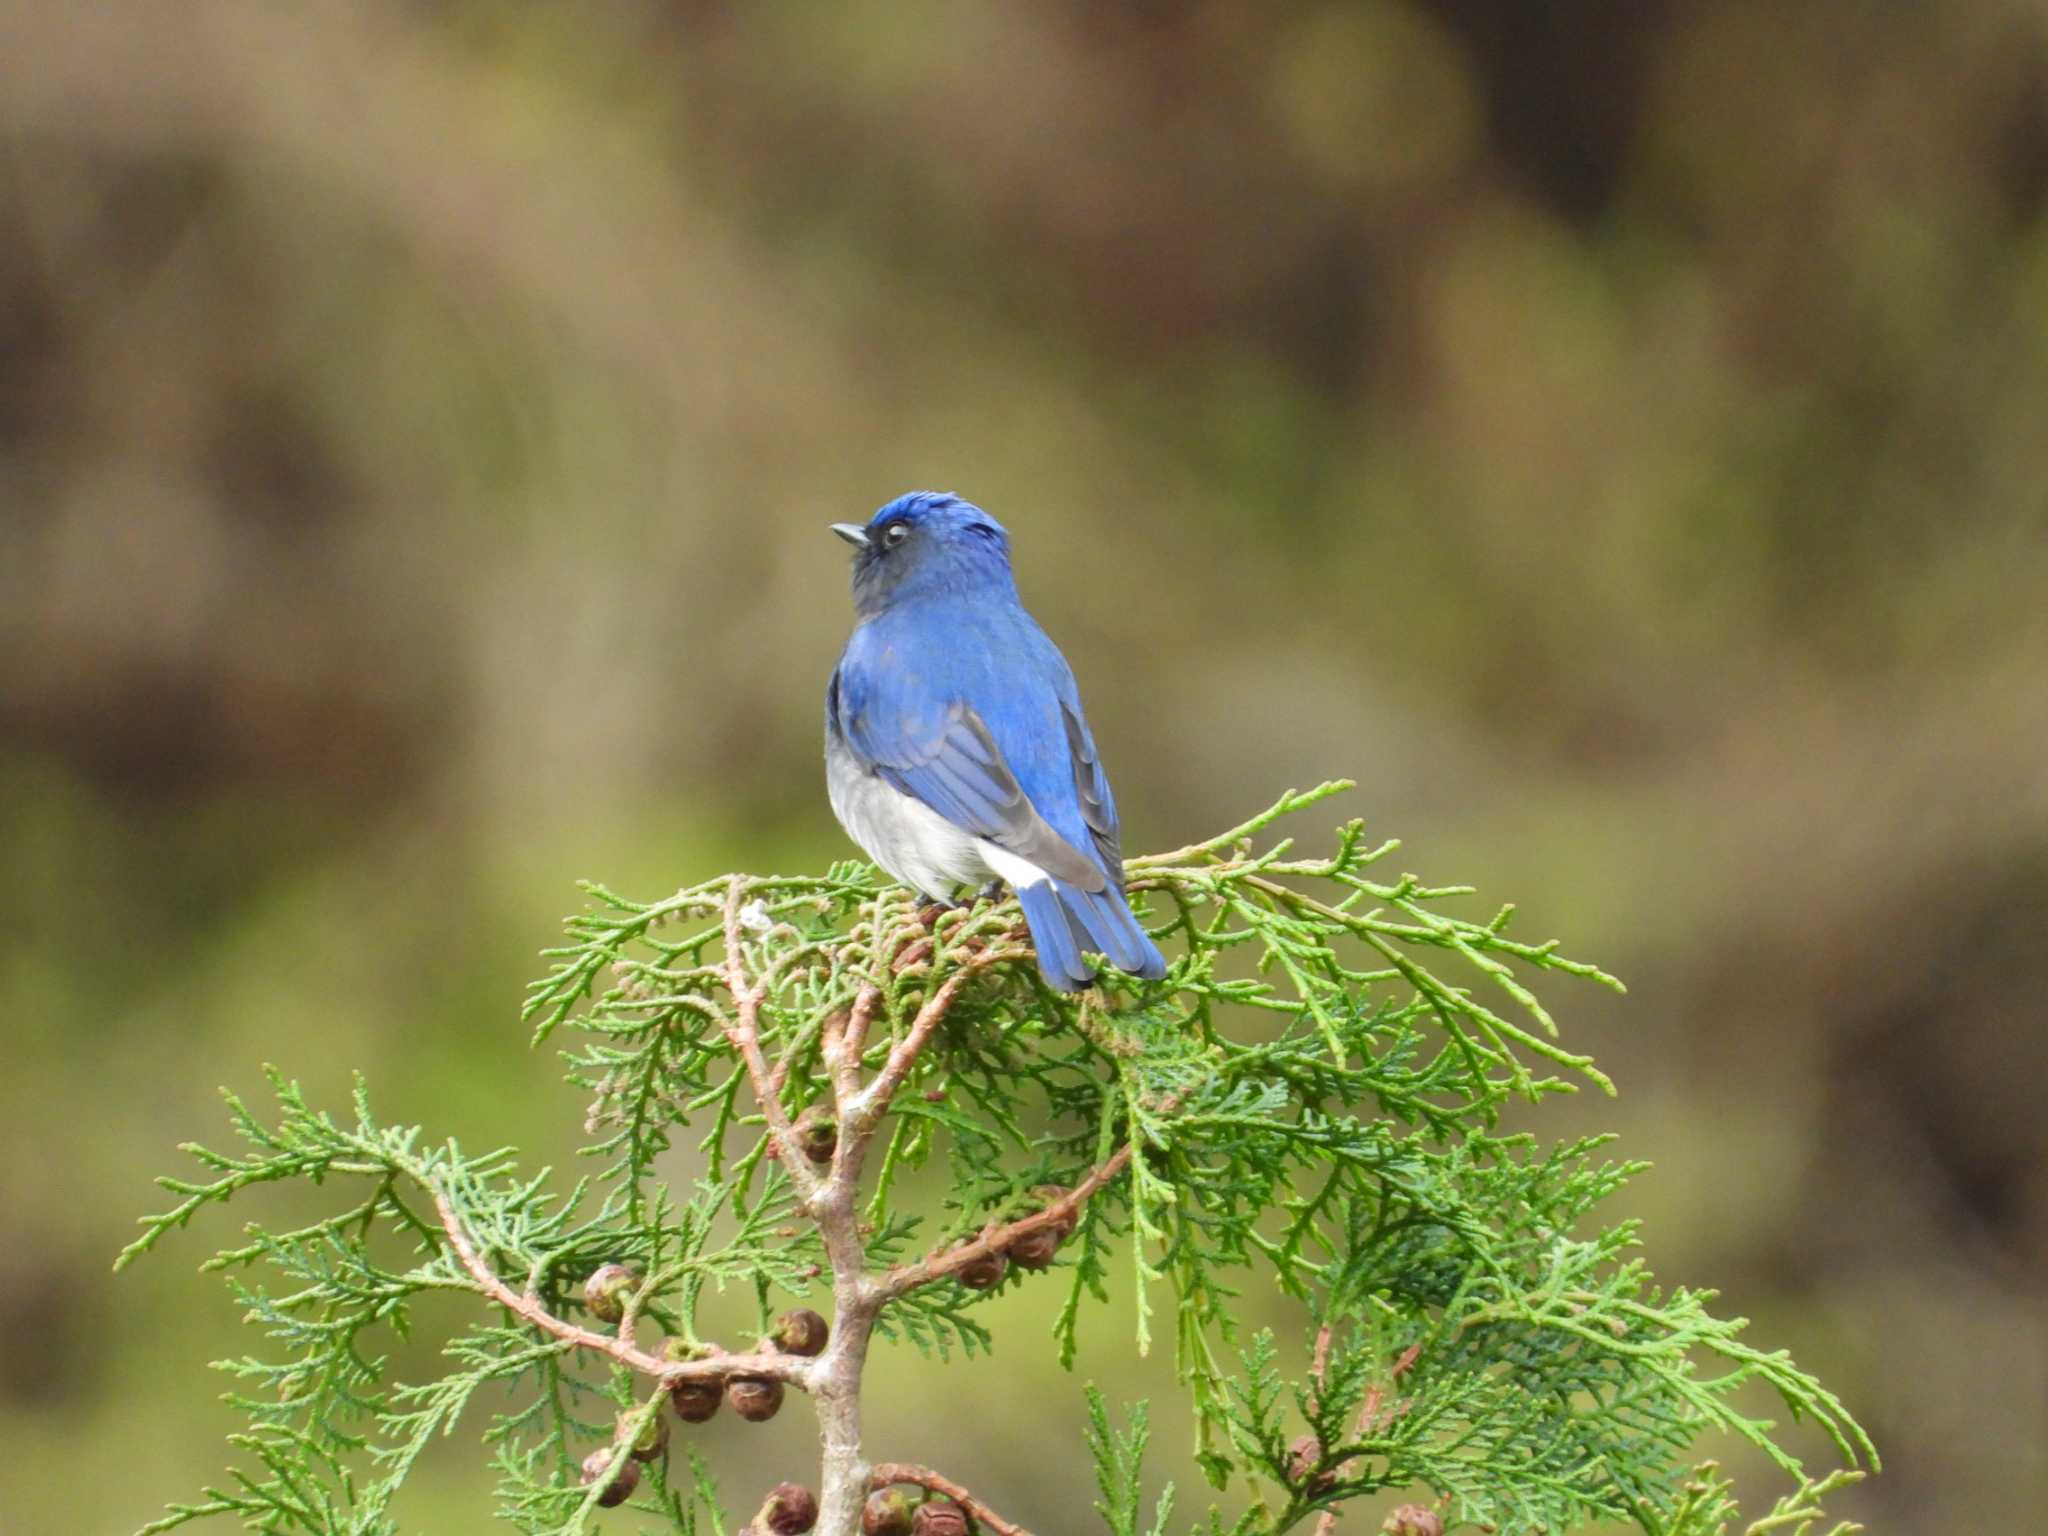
[1049,879,1167,980]
[825,492,1166,991]
[1014,882,1094,990]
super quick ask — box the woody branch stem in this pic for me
[879,1141,1133,1297]
[431,1186,812,1387]
[723,883,825,1198]
[868,1464,1034,1536]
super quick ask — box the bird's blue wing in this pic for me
[828,651,1108,893]
[1059,696,1124,885]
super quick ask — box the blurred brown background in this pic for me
[3,2,2044,1531]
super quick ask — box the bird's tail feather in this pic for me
[1014,881,1092,991]
[1015,879,1167,992]
[1060,881,1169,980]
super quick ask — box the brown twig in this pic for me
[803,905,1007,1535]
[430,1184,811,1387]
[841,983,882,1061]
[891,934,938,972]
[1305,1322,1338,1536]
[1310,1342,1423,1536]
[1362,1342,1421,1436]
[878,1141,1135,1297]
[868,1464,1034,1536]
[854,947,1027,1125]
[880,1078,1196,1297]
[824,984,882,1108]
[722,883,823,1196]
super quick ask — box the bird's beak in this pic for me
[830,522,870,548]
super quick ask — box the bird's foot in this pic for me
[917,895,977,929]
[917,884,1004,931]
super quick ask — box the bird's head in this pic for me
[832,492,1016,617]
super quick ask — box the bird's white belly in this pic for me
[825,738,1048,900]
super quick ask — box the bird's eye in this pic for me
[882,522,910,548]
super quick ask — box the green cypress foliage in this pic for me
[122,783,1874,1535]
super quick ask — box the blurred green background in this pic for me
[3,2,2044,1531]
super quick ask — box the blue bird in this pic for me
[824,491,1168,992]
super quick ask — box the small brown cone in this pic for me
[616,1409,669,1463]
[862,1485,920,1536]
[956,1250,1007,1291]
[580,1447,640,1508]
[1005,1224,1063,1270]
[670,1377,721,1422]
[759,1481,820,1535]
[912,1497,970,1536]
[728,1375,785,1422]
[581,1263,640,1324]
[770,1307,830,1357]
[660,1337,724,1423]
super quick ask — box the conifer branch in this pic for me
[869,1464,1035,1536]
[1126,779,1359,867]
[722,882,823,1199]
[125,786,1874,1536]
[431,1183,812,1389]
[1309,1342,1422,1536]
[881,1143,1135,1297]
[854,945,1032,1126]
[874,1084,1192,1300]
